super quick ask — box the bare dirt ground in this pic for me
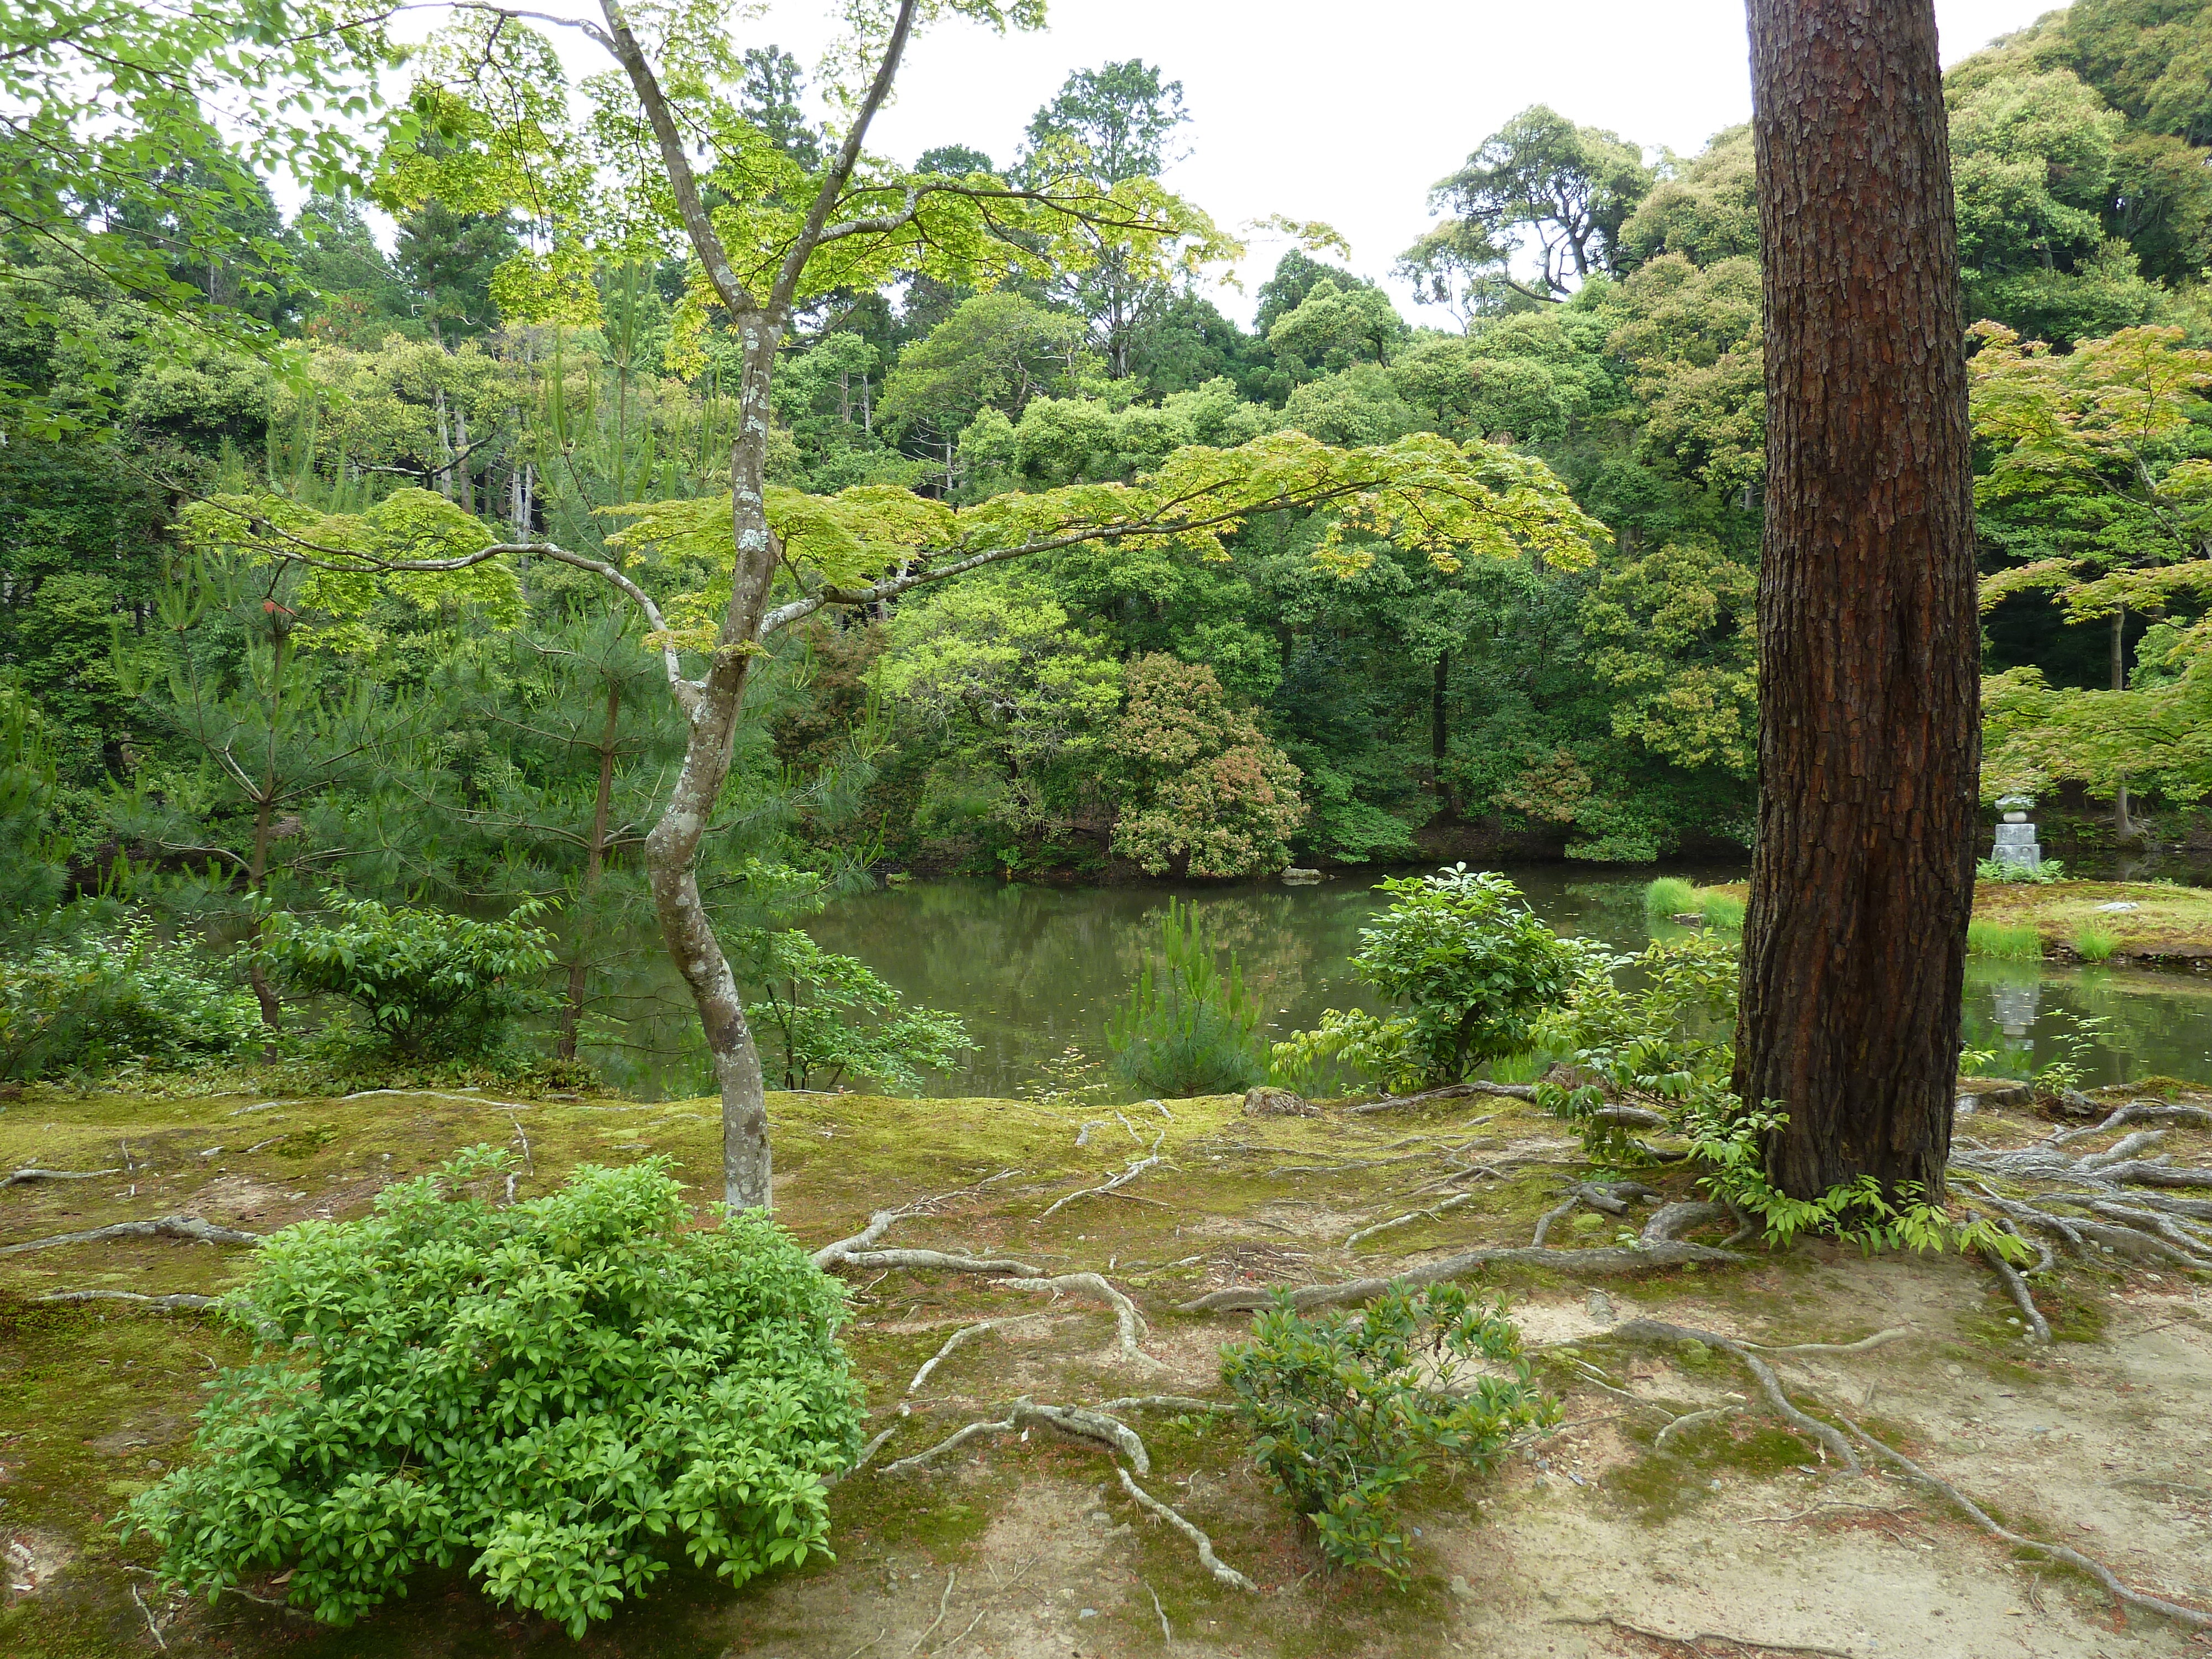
[3,1080,2209,1658]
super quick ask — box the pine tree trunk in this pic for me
[642,315,783,1211]
[1735,0,1981,1199]
[1431,649,1453,813]
[558,680,623,1062]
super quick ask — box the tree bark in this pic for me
[641,314,785,1210]
[1736,0,1981,1199]
[1431,649,1453,813]
[557,678,624,1062]
[2111,605,2138,843]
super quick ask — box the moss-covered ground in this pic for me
[2,1081,2208,1658]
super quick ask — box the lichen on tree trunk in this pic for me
[1736,0,1981,1199]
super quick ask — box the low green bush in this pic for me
[1222,1284,1554,1583]
[1967,919,2044,961]
[1107,896,1269,1096]
[1642,876,1698,917]
[1698,891,1746,930]
[122,1151,864,1635]
[1272,866,1590,1094]
[256,891,556,1061]
[0,922,263,1081]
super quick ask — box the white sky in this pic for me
[748,0,2068,325]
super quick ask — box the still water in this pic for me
[756,867,2212,1098]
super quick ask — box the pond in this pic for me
[597,864,2212,1099]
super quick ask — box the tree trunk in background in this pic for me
[1431,650,1453,813]
[1735,0,1981,1199]
[2112,606,2137,843]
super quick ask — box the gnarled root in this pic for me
[838,1248,1042,1276]
[1004,1272,1157,1366]
[1345,1192,1478,1248]
[879,1398,1151,1475]
[0,1215,260,1256]
[1608,1319,1861,1474]
[808,1170,1022,1270]
[1828,1410,2212,1631]
[1116,1467,1256,1592]
[1036,1134,1165,1221]
[2,1166,122,1188]
[906,1316,1050,1396]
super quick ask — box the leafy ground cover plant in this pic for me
[1106,896,1269,1095]
[121,1151,865,1635]
[1976,856,2068,884]
[255,890,556,1061]
[1222,1284,1554,1582]
[738,927,972,1091]
[1272,866,1590,1094]
[0,921,262,1081]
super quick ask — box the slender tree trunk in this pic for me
[2112,604,2137,842]
[643,314,783,1211]
[1735,0,1981,1199]
[244,630,289,1032]
[558,679,623,1061]
[1431,649,1453,813]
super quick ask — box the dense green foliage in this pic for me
[1222,1285,1554,1582]
[256,893,557,1061]
[122,1152,866,1635]
[1274,867,1587,1093]
[12,0,2212,1083]
[0,922,262,1081]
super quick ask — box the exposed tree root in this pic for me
[0,1215,260,1256]
[1545,1613,1850,1657]
[839,1249,1042,1276]
[2048,1101,2212,1147]
[37,1290,218,1311]
[1003,1272,1156,1365]
[1826,1409,2212,1632]
[1738,1328,1910,1357]
[1609,1320,1861,1474]
[905,1316,1049,1396]
[1181,1202,1744,1314]
[2,1166,122,1188]
[1115,1466,1257,1592]
[879,1399,1151,1475]
[337,1088,541,1110]
[1036,1135,1165,1221]
[1348,1080,1532,1115]
[1345,1191,1478,1248]
[810,1171,1022,1270]
[1592,1313,2212,1634]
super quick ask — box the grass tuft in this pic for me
[1968,919,2044,961]
[2072,925,2117,963]
[1644,877,1698,918]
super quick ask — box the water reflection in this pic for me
[584,867,2212,1097]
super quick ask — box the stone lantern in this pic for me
[1990,792,2041,872]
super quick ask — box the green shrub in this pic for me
[1975,856,2067,884]
[1967,919,2044,961]
[0,922,262,1081]
[121,1151,864,1635]
[739,927,972,1091]
[1107,896,1268,1095]
[257,891,556,1061]
[1222,1285,1554,1583]
[1642,876,1698,918]
[1272,866,1589,1094]
[2072,925,2118,963]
